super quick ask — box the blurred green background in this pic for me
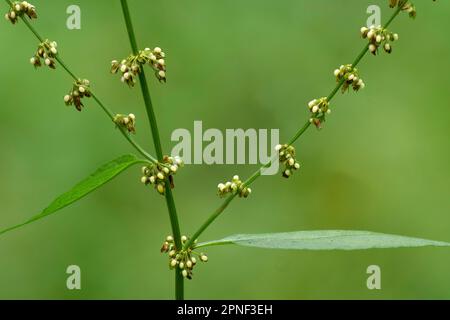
[0,0,449,299]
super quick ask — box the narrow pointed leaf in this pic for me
[0,154,146,236]
[196,230,450,250]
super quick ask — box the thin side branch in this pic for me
[4,0,158,164]
[184,4,405,250]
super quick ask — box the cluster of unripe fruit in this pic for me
[217,175,252,198]
[389,0,417,19]
[334,64,365,93]
[308,97,330,129]
[161,235,208,280]
[141,156,184,195]
[64,79,92,112]
[360,25,399,55]
[276,144,301,178]
[30,40,58,69]
[113,114,136,134]
[111,47,166,87]
[5,1,36,24]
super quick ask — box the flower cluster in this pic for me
[308,97,330,129]
[161,235,208,280]
[4,1,37,24]
[217,175,252,198]
[64,79,92,112]
[111,47,166,87]
[30,40,58,69]
[389,0,417,19]
[114,114,136,134]
[275,144,301,178]
[334,64,365,93]
[361,25,399,55]
[141,156,184,195]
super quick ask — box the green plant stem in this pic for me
[119,0,184,300]
[4,0,158,164]
[185,4,405,250]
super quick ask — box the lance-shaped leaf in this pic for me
[0,154,147,236]
[196,230,450,250]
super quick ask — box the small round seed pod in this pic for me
[157,184,165,194]
[360,27,369,38]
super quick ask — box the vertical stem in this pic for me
[120,0,184,300]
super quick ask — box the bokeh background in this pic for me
[0,0,449,299]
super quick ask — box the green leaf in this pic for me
[0,154,147,236]
[196,230,450,250]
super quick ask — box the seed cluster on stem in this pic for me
[111,46,167,86]
[30,40,58,69]
[4,0,35,23]
[161,235,208,280]
[141,156,184,195]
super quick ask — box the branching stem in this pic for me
[184,4,404,250]
[4,0,158,164]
